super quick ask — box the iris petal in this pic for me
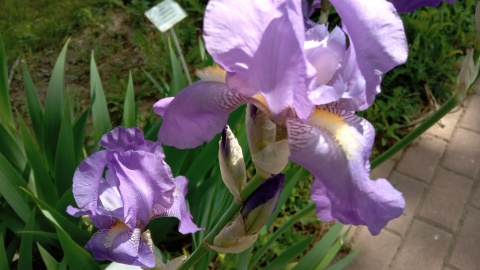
[205,0,315,121]
[157,80,248,148]
[85,227,155,268]
[152,176,202,234]
[330,0,408,109]
[71,150,116,229]
[108,151,175,229]
[100,127,163,155]
[287,116,405,235]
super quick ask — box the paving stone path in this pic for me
[345,92,480,270]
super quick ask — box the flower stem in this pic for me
[371,95,460,169]
[179,174,265,270]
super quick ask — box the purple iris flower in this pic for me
[154,0,406,235]
[389,0,457,13]
[67,127,201,267]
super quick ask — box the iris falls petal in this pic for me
[157,80,248,149]
[287,113,405,235]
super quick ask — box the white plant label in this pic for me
[145,0,187,32]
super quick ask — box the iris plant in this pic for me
[154,0,408,235]
[67,127,201,268]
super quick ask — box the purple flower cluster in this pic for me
[154,0,410,235]
[67,127,201,267]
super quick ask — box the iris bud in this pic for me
[455,49,478,100]
[207,174,285,253]
[219,126,247,203]
[241,173,285,234]
[246,104,290,178]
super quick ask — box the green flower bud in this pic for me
[241,174,285,234]
[219,125,247,203]
[206,174,285,253]
[246,104,290,178]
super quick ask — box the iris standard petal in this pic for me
[85,226,155,268]
[96,171,124,220]
[153,97,174,117]
[330,0,408,109]
[204,0,289,72]
[389,0,457,13]
[287,116,405,235]
[205,0,315,121]
[305,25,346,86]
[100,127,163,156]
[158,80,248,149]
[152,176,202,234]
[108,151,175,229]
[71,150,113,228]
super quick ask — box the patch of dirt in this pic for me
[7,8,161,130]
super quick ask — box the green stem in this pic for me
[179,174,266,270]
[249,203,315,268]
[371,95,460,169]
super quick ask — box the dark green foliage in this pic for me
[362,0,477,154]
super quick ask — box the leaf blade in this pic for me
[90,52,111,144]
[18,115,57,206]
[0,33,15,132]
[56,226,100,270]
[37,243,60,270]
[43,40,69,171]
[0,153,30,223]
[122,71,136,128]
[22,61,44,150]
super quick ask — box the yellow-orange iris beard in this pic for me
[308,109,360,160]
[196,65,227,83]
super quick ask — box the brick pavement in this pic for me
[345,92,480,270]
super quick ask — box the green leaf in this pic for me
[0,233,9,270]
[236,245,253,270]
[72,100,93,164]
[18,208,36,270]
[18,115,57,206]
[143,69,165,95]
[198,36,206,62]
[144,119,161,141]
[122,71,136,128]
[54,99,77,196]
[55,187,75,219]
[168,37,187,96]
[293,222,344,270]
[58,258,68,270]
[19,231,58,240]
[0,153,30,223]
[56,226,100,270]
[43,40,69,171]
[328,248,361,270]
[0,207,25,233]
[264,236,314,270]
[37,243,60,270]
[22,62,44,151]
[90,52,111,144]
[249,203,315,269]
[316,229,349,270]
[0,121,25,173]
[0,33,15,132]
[23,188,90,244]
